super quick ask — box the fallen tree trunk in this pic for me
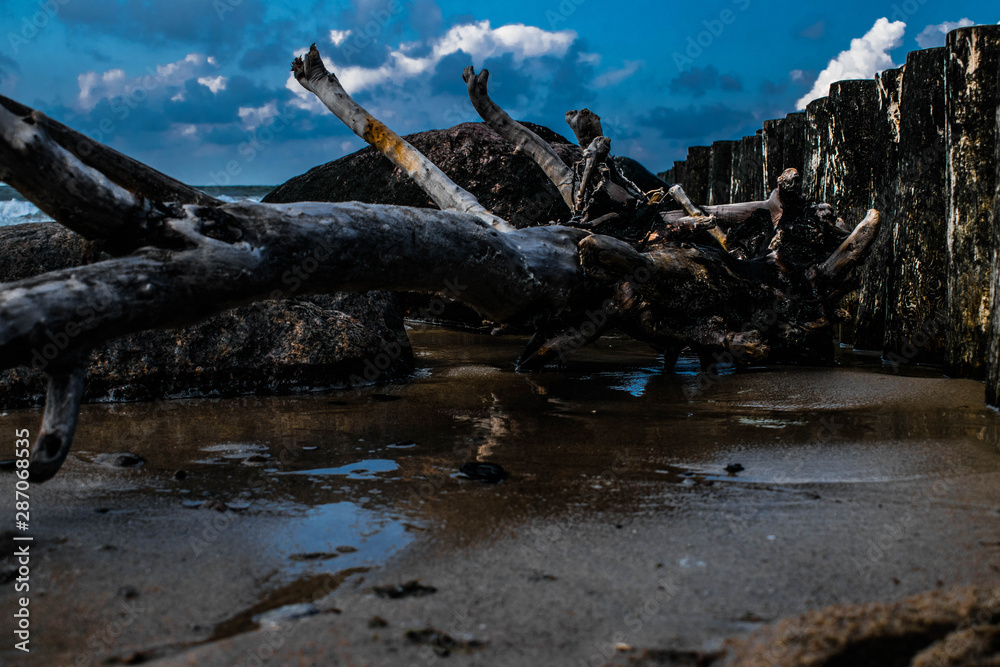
[0,45,880,482]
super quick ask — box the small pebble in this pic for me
[335,545,358,554]
[118,586,139,599]
[459,462,509,484]
[173,469,189,480]
[289,552,338,561]
[373,580,437,599]
[725,463,745,474]
[200,499,229,512]
[94,453,145,468]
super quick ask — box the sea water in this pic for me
[0,184,275,227]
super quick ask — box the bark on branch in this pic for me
[463,66,576,210]
[293,45,509,230]
[28,360,86,482]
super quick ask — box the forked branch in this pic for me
[463,66,576,210]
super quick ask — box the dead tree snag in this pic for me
[0,44,880,481]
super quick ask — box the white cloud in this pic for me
[197,75,227,94]
[578,52,601,66]
[287,20,576,102]
[330,29,351,46]
[915,18,974,48]
[592,60,643,88]
[789,69,807,82]
[795,18,906,110]
[238,101,279,129]
[77,53,217,110]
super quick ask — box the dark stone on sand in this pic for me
[289,552,339,562]
[373,580,437,599]
[93,452,145,468]
[0,223,413,406]
[459,461,509,484]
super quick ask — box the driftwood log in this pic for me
[0,44,880,481]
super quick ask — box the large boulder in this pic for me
[0,223,412,406]
[264,121,583,228]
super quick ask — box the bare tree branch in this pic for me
[576,136,611,211]
[0,102,191,253]
[564,108,605,151]
[463,66,576,211]
[0,95,217,210]
[28,360,85,482]
[292,45,510,230]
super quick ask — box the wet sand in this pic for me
[1,325,999,665]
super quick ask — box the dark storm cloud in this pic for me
[332,0,408,67]
[240,43,290,72]
[539,41,597,119]
[237,18,311,72]
[638,104,752,140]
[428,51,474,95]
[479,53,537,103]
[0,54,20,77]
[59,0,272,51]
[670,66,718,96]
[719,74,742,92]
[760,79,787,95]
[670,66,743,97]
[409,0,444,39]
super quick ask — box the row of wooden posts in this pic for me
[658,24,1000,406]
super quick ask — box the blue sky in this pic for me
[1,0,997,185]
